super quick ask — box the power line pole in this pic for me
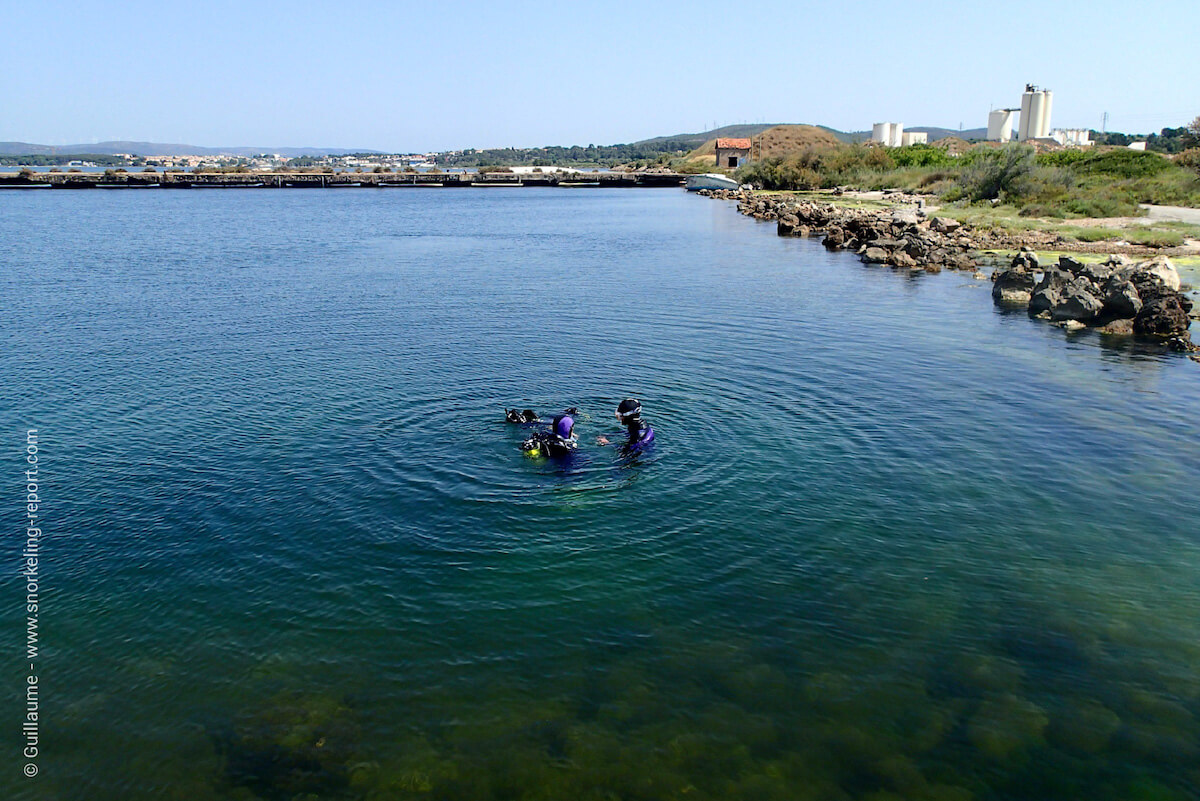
[1102,112,1108,134]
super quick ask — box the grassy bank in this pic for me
[737,143,1200,223]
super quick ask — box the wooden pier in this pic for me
[0,171,686,189]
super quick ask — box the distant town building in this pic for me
[714,138,751,169]
[1127,141,1147,151]
[901,131,927,146]
[872,122,904,148]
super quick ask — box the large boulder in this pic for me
[1132,255,1181,292]
[1011,250,1039,272]
[1102,277,1143,320]
[993,269,1035,305]
[891,209,921,226]
[862,246,889,264]
[1077,261,1115,286]
[930,216,961,234]
[1029,268,1070,315]
[1052,277,1105,323]
[1134,289,1193,337]
[823,227,847,250]
[1057,255,1086,275]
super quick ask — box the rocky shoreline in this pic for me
[698,189,1198,357]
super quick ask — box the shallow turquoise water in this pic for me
[1,188,1199,800]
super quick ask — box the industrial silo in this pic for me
[872,123,890,145]
[988,109,1015,142]
[1018,85,1053,141]
[1018,88,1034,141]
[1035,90,1053,139]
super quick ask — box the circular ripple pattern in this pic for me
[2,188,1199,801]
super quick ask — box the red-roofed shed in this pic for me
[715,138,752,169]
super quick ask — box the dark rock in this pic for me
[1052,277,1105,323]
[993,269,1035,305]
[823,227,846,250]
[1102,278,1142,320]
[1010,251,1039,272]
[1167,334,1197,352]
[1057,255,1085,275]
[930,216,961,234]
[1098,319,1135,336]
[1134,292,1193,337]
[1077,261,1115,285]
[1029,268,1070,315]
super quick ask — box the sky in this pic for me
[2,0,1197,152]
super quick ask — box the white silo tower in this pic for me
[988,109,1016,142]
[872,123,889,145]
[1018,86,1035,141]
[1036,90,1053,139]
[890,123,904,148]
[1018,85,1053,141]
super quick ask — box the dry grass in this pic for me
[686,125,841,162]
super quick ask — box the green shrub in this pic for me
[952,144,1036,202]
[1072,149,1173,178]
[890,144,955,168]
[1126,229,1184,247]
[1173,148,1200,173]
[1035,150,1089,168]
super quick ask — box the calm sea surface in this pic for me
[1,188,1199,801]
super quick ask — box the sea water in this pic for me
[1,188,1198,801]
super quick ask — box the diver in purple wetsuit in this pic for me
[520,413,579,457]
[597,398,655,452]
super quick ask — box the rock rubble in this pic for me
[696,189,1197,354]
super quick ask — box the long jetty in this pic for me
[0,171,686,189]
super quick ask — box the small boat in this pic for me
[685,173,740,192]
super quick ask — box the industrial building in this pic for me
[871,122,904,148]
[987,109,1017,142]
[1050,129,1092,147]
[1017,84,1053,141]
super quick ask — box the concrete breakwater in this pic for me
[0,171,685,189]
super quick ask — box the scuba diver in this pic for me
[505,408,540,424]
[596,398,654,452]
[520,413,579,458]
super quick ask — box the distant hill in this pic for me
[682,125,844,168]
[753,125,843,157]
[631,124,782,151]
[0,140,381,157]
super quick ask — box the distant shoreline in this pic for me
[0,171,686,189]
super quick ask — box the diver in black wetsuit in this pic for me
[597,398,655,452]
[520,413,578,457]
[505,408,540,424]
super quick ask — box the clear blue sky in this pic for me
[2,0,1196,151]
